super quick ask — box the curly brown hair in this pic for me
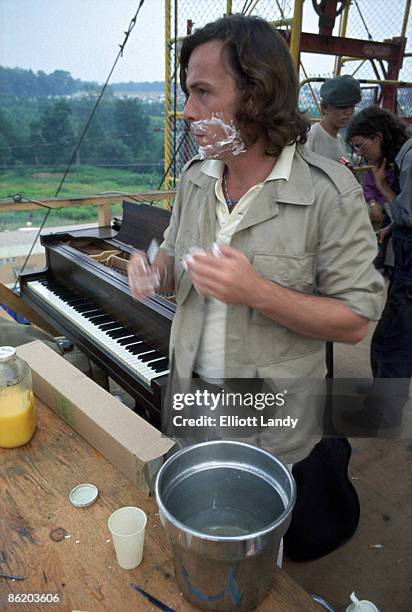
[179,14,309,158]
[346,105,409,163]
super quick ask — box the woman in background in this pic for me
[347,106,412,429]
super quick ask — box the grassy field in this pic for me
[0,165,165,229]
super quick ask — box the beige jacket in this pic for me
[161,146,385,462]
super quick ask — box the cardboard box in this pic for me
[17,340,174,495]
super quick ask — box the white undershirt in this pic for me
[306,122,347,162]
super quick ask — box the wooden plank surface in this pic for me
[0,398,319,612]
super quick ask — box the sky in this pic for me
[0,0,166,83]
[0,0,362,85]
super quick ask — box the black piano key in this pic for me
[99,321,122,331]
[107,328,134,339]
[48,288,72,299]
[48,285,76,298]
[122,327,137,336]
[118,335,143,345]
[74,303,98,313]
[138,350,159,362]
[143,351,163,363]
[81,310,101,318]
[125,342,147,354]
[127,343,153,355]
[65,297,89,305]
[83,310,105,320]
[89,314,113,324]
[145,355,165,367]
[73,306,103,319]
[149,358,169,372]
[40,279,55,289]
[49,285,74,295]
[71,303,93,312]
[122,341,144,351]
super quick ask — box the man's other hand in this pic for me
[128,251,159,300]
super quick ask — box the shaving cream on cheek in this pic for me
[191,113,246,159]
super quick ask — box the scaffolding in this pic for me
[164,0,412,190]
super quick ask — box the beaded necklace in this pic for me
[222,168,239,211]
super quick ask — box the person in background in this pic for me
[347,105,412,427]
[307,75,362,377]
[307,74,361,162]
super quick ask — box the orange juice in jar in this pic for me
[0,346,36,448]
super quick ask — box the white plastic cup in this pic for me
[108,506,147,570]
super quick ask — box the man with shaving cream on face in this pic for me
[128,14,384,466]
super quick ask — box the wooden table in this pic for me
[0,398,319,612]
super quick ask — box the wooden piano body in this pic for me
[20,201,174,425]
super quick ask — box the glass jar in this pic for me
[0,346,36,448]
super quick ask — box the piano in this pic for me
[20,201,174,426]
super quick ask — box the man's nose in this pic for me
[183,95,196,121]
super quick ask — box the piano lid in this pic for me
[114,200,171,252]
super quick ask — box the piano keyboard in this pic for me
[28,279,170,386]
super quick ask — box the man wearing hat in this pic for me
[307,75,362,162]
[307,75,362,378]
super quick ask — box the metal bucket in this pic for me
[155,440,296,611]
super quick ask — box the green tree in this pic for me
[28,120,45,165]
[90,137,133,164]
[0,108,19,165]
[47,70,76,96]
[38,99,76,164]
[0,134,12,165]
[72,97,114,164]
[113,98,150,157]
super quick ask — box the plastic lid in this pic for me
[0,346,16,361]
[346,603,379,612]
[346,592,379,612]
[69,483,99,508]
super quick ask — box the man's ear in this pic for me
[242,93,257,114]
